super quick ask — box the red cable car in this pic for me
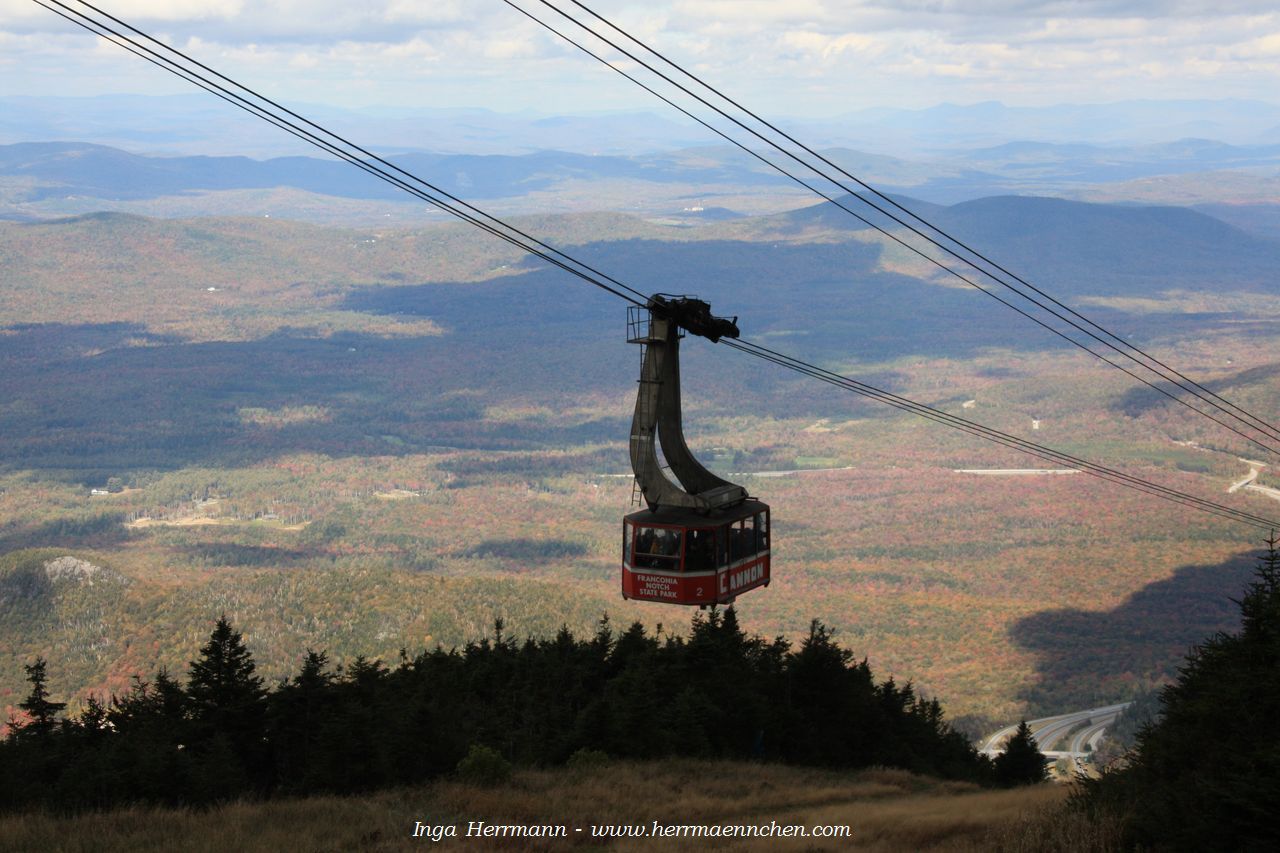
[620,296,771,606]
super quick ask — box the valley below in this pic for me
[2,129,1280,746]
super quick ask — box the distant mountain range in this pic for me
[956,138,1280,183]
[4,138,1277,304]
[0,95,714,158]
[5,95,1280,158]
[818,99,1280,153]
[0,141,793,204]
[4,137,1280,227]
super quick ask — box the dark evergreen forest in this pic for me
[0,609,997,812]
[1077,538,1280,850]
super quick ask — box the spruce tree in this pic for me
[186,616,268,789]
[15,658,66,738]
[268,649,334,792]
[187,616,266,717]
[993,720,1048,786]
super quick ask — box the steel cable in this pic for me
[30,0,1280,530]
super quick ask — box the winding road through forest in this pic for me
[980,702,1132,764]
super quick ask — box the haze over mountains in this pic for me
[4,94,1280,239]
[5,136,1280,242]
[6,95,1280,157]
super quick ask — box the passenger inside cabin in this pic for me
[660,529,681,557]
[634,527,682,570]
[685,529,714,572]
[729,517,759,562]
[634,527,657,569]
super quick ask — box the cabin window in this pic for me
[633,526,682,570]
[624,520,633,565]
[729,516,759,562]
[756,511,769,551]
[684,528,716,572]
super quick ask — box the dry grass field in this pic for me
[0,761,1120,853]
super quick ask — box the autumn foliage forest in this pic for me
[2,196,1277,739]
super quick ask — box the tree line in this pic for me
[0,608,1042,812]
[1075,537,1280,850]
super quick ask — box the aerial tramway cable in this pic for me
[514,0,1280,453]
[33,0,651,310]
[31,0,1280,531]
[555,0,1280,447]
[499,0,1280,462]
[724,339,1275,529]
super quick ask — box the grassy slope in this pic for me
[0,761,1115,853]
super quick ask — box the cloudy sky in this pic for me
[2,0,1278,116]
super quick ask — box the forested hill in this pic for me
[0,610,992,811]
[771,193,1280,294]
[0,141,791,204]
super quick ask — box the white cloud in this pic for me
[779,30,885,61]
[107,0,243,20]
[2,1,1278,114]
[673,0,829,27]
[0,0,242,26]
[383,1,466,25]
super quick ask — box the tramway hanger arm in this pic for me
[628,294,746,513]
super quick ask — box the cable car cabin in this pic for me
[622,500,770,606]
[621,295,772,607]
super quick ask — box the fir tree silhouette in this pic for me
[993,720,1047,787]
[0,609,991,811]
[186,615,269,793]
[14,658,66,738]
[188,616,266,716]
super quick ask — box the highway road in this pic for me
[980,702,1132,763]
[1224,458,1280,504]
[1228,460,1265,493]
[1068,716,1115,756]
